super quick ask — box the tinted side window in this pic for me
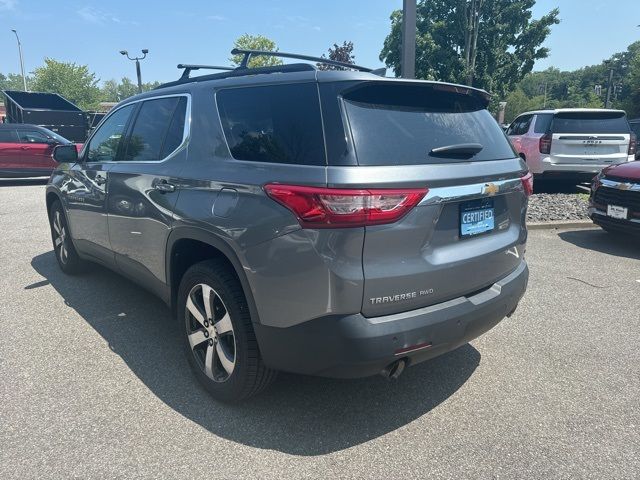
[124,97,181,161]
[87,104,135,162]
[217,83,326,165]
[0,130,18,142]
[534,114,553,134]
[551,112,630,134]
[161,97,187,158]
[19,130,49,143]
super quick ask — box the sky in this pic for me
[0,0,638,85]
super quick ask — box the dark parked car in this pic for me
[45,50,531,402]
[589,160,640,234]
[0,124,80,178]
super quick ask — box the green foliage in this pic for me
[504,41,640,122]
[30,58,101,110]
[0,72,30,92]
[230,34,283,68]
[100,77,161,103]
[380,0,559,99]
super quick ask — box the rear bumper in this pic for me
[537,155,633,177]
[255,260,529,378]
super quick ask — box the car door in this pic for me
[107,95,189,299]
[17,129,56,173]
[0,129,22,173]
[62,103,136,264]
[507,114,533,154]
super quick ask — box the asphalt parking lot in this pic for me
[1,180,639,479]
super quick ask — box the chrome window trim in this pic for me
[419,177,524,206]
[82,93,192,165]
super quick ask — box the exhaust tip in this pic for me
[380,358,406,380]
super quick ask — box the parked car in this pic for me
[0,124,81,178]
[45,50,531,402]
[507,109,636,182]
[589,160,640,234]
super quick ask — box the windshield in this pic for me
[551,112,630,134]
[342,83,515,166]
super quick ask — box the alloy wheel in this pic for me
[53,210,68,264]
[185,283,236,382]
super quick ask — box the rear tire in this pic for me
[177,259,277,402]
[48,200,86,274]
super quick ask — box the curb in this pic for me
[527,220,598,230]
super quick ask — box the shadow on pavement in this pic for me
[31,251,480,456]
[558,228,640,260]
[0,177,48,187]
[533,179,587,194]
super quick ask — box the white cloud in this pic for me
[77,6,138,25]
[206,14,226,21]
[0,0,17,11]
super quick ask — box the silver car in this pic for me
[45,50,530,401]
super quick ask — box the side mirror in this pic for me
[46,138,59,146]
[53,144,79,163]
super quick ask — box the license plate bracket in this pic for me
[607,204,628,220]
[460,199,495,238]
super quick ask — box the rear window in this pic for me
[551,112,630,134]
[342,84,515,165]
[217,83,325,165]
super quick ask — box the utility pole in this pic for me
[605,66,614,108]
[464,0,483,85]
[120,49,149,94]
[401,0,416,79]
[10,29,27,91]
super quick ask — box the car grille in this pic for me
[594,183,640,212]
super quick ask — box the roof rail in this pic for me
[231,48,379,73]
[177,64,235,80]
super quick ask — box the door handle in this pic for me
[21,146,29,150]
[154,180,176,193]
[95,175,107,185]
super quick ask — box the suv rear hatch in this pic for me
[548,111,632,166]
[324,81,529,317]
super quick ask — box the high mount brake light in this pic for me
[264,184,428,228]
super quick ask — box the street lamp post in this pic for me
[10,29,27,91]
[120,49,149,94]
[401,0,416,79]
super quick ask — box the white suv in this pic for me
[507,109,637,181]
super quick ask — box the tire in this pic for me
[48,200,86,274]
[177,259,277,402]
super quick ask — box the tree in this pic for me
[380,0,559,99]
[0,72,31,92]
[230,34,283,68]
[100,77,161,103]
[30,58,101,110]
[318,41,356,70]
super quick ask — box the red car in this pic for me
[0,124,82,178]
[589,160,640,235]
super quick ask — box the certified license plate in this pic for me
[460,199,495,237]
[607,204,628,220]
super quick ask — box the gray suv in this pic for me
[46,50,530,402]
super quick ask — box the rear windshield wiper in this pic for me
[430,143,484,157]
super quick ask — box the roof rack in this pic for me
[177,64,235,80]
[231,48,381,74]
[155,49,386,91]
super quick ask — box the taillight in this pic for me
[628,132,637,157]
[264,184,428,228]
[521,172,534,197]
[539,133,552,154]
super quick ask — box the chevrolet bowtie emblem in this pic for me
[483,183,499,196]
[617,183,632,190]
